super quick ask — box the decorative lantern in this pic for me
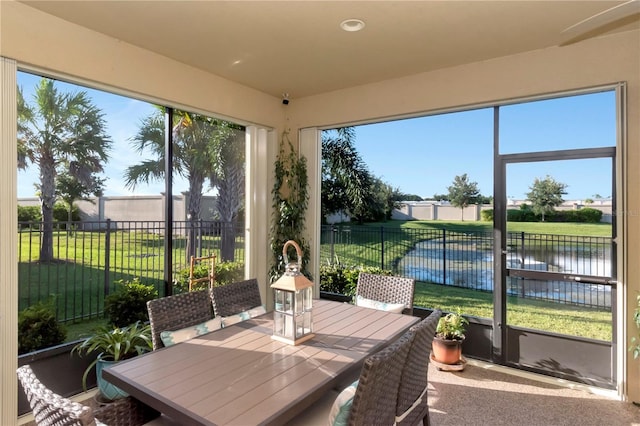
[271,240,315,345]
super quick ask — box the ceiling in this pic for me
[19,1,639,99]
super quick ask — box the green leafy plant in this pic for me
[18,298,67,354]
[173,261,244,293]
[269,130,310,283]
[104,278,158,328]
[72,321,153,390]
[319,264,391,298]
[630,294,640,360]
[436,308,469,341]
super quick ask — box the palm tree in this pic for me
[207,123,245,261]
[125,109,243,262]
[17,78,111,262]
[322,127,376,224]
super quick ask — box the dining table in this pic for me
[102,299,419,426]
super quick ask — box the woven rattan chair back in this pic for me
[396,309,442,426]
[210,278,262,317]
[356,272,416,315]
[347,331,415,426]
[147,290,214,350]
[17,364,99,426]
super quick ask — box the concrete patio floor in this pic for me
[429,359,639,426]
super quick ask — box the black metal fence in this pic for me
[19,220,612,321]
[18,220,245,322]
[320,225,613,310]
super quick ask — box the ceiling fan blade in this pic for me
[561,0,640,45]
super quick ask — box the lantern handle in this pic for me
[282,240,303,267]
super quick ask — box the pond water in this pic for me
[398,238,612,308]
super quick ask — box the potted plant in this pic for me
[432,308,469,366]
[73,321,153,400]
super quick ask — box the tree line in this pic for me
[322,127,582,223]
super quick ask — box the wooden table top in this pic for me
[103,299,419,426]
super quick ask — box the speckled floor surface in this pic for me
[428,360,640,426]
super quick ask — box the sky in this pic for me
[17,71,615,201]
[17,71,176,198]
[352,91,616,201]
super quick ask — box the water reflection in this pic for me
[399,239,612,308]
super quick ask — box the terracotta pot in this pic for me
[432,336,463,365]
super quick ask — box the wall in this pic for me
[19,194,219,224]
[393,203,482,221]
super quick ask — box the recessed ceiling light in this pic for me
[340,19,365,32]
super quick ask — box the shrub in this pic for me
[104,278,158,328]
[53,202,81,224]
[173,261,245,293]
[214,261,245,286]
[319,263,392,298]
[549,208,603,223]
[577,207,603,223]
[18,298,67,354]
[18,203,81,227]
[18,205,41,224]
[480,209,493,221]
[507,204,538,222]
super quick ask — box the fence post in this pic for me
[380,226,385,270]
[520,231,525,298]
[104,219,111,297]
[330,226,336,265]
[442,229,447,286]
[198,219,203,257]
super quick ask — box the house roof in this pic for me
[18,1,640,99]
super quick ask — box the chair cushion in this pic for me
[221,305,267,327]
[328,380,358,426]
[355,295,405,314]
[160,317,223,347]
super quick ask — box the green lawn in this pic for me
[413,281,611,341]
[359,219,612,237]
[18,228,245,322]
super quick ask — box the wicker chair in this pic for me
[18,364,160,426]
[147,290,214,350]
[396,309,442,426]
[17,364,103,426]
[209,278,262,317]
[346,329,416,425]
[356,272,416,315]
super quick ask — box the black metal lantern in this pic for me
[271,240,314,345]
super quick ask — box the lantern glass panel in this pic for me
[273,289,295,340]
[274,288,293,314]
[293,287,313,338]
